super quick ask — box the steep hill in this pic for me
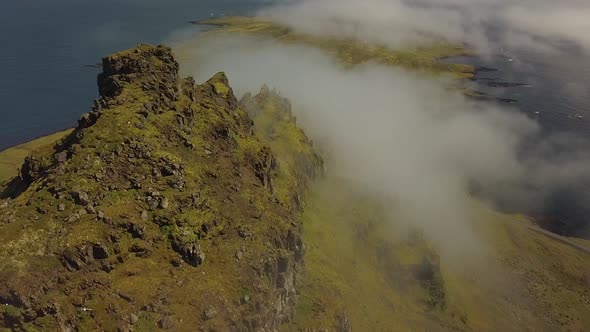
[0,44,323,331]
[1,39,589,332]
[237,83,590,332]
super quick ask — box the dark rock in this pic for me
[85,205,96,214]
[241,295,250,304]
[67,213,80,223]
[277,273,287,288]
[147,197,159,211]
[147,189,161,197]
[92,244,110,259]
[129,243,148,253]
[475,66,499,72]
[100,261,115,273]
[73,191,90,205]
[237,227,251,239]
[62,249,85,271]
[485,81,529,88]
[128,223,146,239]
[19,155,46,185]
[118,291,134,303]
[77,111,101,130]
[110,232,122,243]
[173,241,205,267]
[170,257,183,267]
[158,316,175,329]
[336,312,352,332]
[202,306,218,320]
[55,151,68,163]
[277,256,289,273]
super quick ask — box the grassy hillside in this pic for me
[282,178,590,331]
[0,129,73,184]
[235,84,590,331]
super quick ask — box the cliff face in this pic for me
[0,45,322,331]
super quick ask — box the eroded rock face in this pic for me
[0,44,323,331]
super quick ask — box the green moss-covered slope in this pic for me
[283,177,590,331]
[0,44,323,331]
[221,82,589,331]
[0,129,73,185]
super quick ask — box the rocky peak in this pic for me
[98,44,179,98]
[101,44,178,78]
[0,44,323,331]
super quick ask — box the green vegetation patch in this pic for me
[0,129,73,184]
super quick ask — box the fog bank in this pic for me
[260,0,590,55]
[173,0,590,257]
[180,36,544,257]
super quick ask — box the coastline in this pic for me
[0,128,72,184]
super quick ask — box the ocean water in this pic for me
[445,48,590,136]
[444,47,590,236]
[0,0,261,150]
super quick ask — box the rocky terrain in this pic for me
[0,44,323,331]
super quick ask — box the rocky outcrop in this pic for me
[0,44,322,331]
[240,86,325,211]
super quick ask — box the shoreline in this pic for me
[0,128,73,184]
[0,125,74,153]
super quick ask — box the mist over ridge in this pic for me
[175,0,590,252]
[260,0,590,55]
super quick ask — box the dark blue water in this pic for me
[0,0,261,150]
[445,48,590,136]
[444,48,590,237]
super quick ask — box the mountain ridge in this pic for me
[0,44,323,331]
[0,39,589,332]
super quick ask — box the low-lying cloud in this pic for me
[173,0,590,258]
[259,0,590,55]
[180,36,545,257]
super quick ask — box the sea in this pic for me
[443,46,590,237]
[445,47,590,136]
[0,0,261,150]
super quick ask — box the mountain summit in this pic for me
[0,44,323,331]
